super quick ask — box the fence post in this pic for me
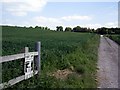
[24,47,29,74]
[35,42,41,74]
[25,47,29,53]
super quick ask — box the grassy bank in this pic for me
[107,35,120,45]
[2,26,100,88]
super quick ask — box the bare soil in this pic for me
[49,69,74,80]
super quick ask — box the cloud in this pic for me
[61,15,92,21]
[2,0,47,16]
[81,22,118,29]
[34,16,62,24]
[105,22,118,28]
[84,24,102,29]
[33,15,92,23]
[32,15,92,29]
[1,0,17,2]
[82,22,118,29]
[33,16,62,29]
[10,11,27,16]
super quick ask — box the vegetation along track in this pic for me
[2,26,99,88]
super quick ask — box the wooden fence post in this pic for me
[25,47,29,53]
[24,47,29,73]
[35,42,41,74]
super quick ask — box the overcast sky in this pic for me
[1,0,119,30]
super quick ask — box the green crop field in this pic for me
[2,26,100,89]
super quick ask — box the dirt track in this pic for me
[97,36,119,88]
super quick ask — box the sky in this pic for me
[0,0,119,30]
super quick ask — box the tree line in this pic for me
[56,26,120,34]
[1,25,50,31]
[1,25,120,34]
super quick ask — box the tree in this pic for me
[45,27,48,30]
[107,28,110,34]
[35,26,39,28]
[56,26,63,31]
[73,26,81,32]
[115,28,120,34]
[96,27,107,34]
[29,26,33,29]
[41,27,45,30]
[65,27,72,32]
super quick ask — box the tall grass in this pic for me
[2,26,100,88]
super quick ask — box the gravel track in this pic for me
[97,36,119,88]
